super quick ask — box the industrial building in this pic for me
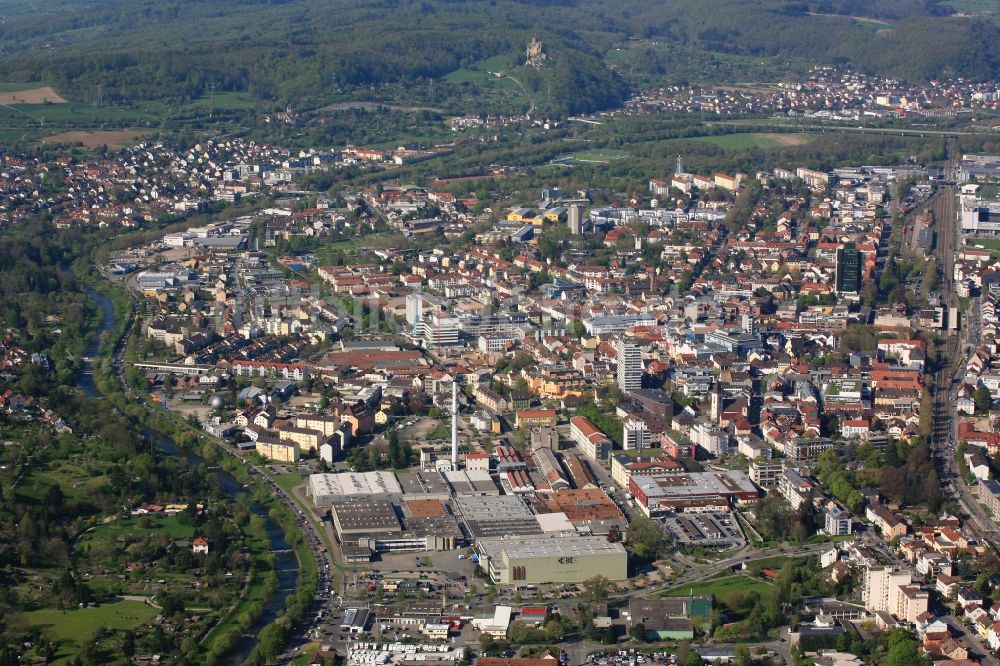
[331,498,464,553]
[307,471,402,505]
[475,534,627,585]
[455,495,542,539]
[442,469,500,495]
[629,471,759,516]
[531,488,628,537]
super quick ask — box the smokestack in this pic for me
[451,381,459,468]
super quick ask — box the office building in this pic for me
[836,244,862,295]
[421,312,460,348]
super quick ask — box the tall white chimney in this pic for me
[451,380,459,468]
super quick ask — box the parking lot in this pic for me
[660,512,746,549]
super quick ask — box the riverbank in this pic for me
[83,283,319,664]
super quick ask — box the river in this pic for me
[79,286,298,663]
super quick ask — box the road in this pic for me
[708,120,997,138]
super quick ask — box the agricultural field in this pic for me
[0,84,66,104]
[0,102,155,127]
[43,129,151,149]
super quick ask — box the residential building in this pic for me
[623,417,651,451]
[570,416,612,461]
[616,339,643,392]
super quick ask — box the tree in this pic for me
[732,644,752,666]
[975,384,992,414]
[886,629,930,666]
[628,514,667,561]
[122,631,135,659]
[582,575,611,603]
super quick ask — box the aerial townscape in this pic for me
[10,1,1000,666]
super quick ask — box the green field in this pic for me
[444,53,521,85]
[6,102,153,126]
[943,0,1000,22]
[15,458,107,505]
[664,574,773,598]
[274,470,304,494]
[442,53,532,113]
[0,81,47,92]
[80,514,198,543]
[25,600,159,662]
[968,237,1000,250]
[183,91,258,111]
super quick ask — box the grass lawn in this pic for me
[274,471,303,494]
[664,574,773,598]
[967,237,1000,250]
[427,420,451,440]
[80,515,198,543]
[442,53,530,113]
[25,600,158,662]
[16,459,106,505]
[443,53,520,84]
[615,447,664,459]
[312,233,409,261]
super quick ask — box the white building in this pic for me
[623,418,650,451]
[421,313,460,348]
[616,339,643,392]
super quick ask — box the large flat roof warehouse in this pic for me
[396,470,453,500]
[476,534,629,584]
[483,534,627,560]
[455,495,543,539]
[331,499,401,535]
[443,469,500,495]
[632,471,758,498]
[308,471,402,504]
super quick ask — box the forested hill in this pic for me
[0,0,996,116]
